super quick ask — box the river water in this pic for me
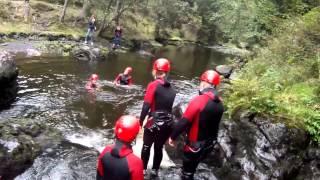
[0,45,229,180]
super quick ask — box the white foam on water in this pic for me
[65,131,111,152]
[0,139,19,153]
[132,130,176,168]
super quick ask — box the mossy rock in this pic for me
[0,118,63,179]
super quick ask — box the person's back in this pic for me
[148,78,176,113]
[97,140,143,180]
[96,115,143,180]
[193,88,224,141]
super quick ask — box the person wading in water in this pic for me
[114,67,133,86]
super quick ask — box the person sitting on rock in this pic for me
[114,67,133,86]
[97,115,143,180]
[86,74,99,90]
[112,25,122,50]
[84,15,97,45]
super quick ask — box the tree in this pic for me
[24,0,30,22]
[60,0,69,22]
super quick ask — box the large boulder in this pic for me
[0,51,18,108]
[71,45,109,61]
[209,112,315,180]
[0,118,63,179]
[215,65,233,78]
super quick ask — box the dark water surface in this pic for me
[0,45,229,180]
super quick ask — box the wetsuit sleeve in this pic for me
[114,74,121,83]
[96,146,112,180]
[128,77,133,85]
[171,97,199,140]
[127,155,143,180]
[140,82,157,125]
[96,158,103,180]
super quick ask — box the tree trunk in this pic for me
[60,0,69,23]
[97,0,114,37]
[24,0,30,22]
[73,0,90,26]
[115,0,122,25]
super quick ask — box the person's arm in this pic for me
[113,74,121,85]
[139,82,157,126]
[128,77,133,85]
[96,158,104,180]
[128,156,143,180]
[170,97,199,140]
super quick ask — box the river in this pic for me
[0,45,229,180]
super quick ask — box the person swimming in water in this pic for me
[114,67,133,86]
[86,74,99,90]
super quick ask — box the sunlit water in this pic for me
[0,45,229,180]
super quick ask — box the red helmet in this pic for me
[200,70,220,85]
[153,58,171,72]
[90,74,99,81]
[124,67,133,74]
[115,115,140,142]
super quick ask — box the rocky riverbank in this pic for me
[0,118,63,179]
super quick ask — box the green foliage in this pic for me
[225,7,320,143]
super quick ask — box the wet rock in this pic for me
[0,118,63,179]
[71,45,109,61]
[209,113,316,180]
[0,51,18,109]
[216,65,233,78]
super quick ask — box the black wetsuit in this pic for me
[115,74,132,85]
[170,88,224,179]
[140,78,176,170]
[97,140,143,180]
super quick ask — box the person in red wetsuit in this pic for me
[97,115,143,180]
[114,67,133,86]
[168,70,224,180]
[140,58,176,176]
[86,74,99,90]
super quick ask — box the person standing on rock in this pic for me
[112,25,123,50]
[114,67,133,86]
[97,115,143,180]
[85,15,96,45]
[168,70,224,180]
[140,58,176,177]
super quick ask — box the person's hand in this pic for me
[168,137,175,147]
[95,27,97,31]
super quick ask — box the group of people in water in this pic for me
[89,58,224,180]
[84,14,122,50]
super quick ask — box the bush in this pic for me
[225,7,320,143]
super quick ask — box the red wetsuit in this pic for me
[140,78,176,170]
[114,74,132,85]
[97,140,143,180]
[170,88,224,179]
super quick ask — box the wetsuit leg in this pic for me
[85,29,90,42]
[141,128,154,169]
[182,150,201,180]
[152,125,172,170]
